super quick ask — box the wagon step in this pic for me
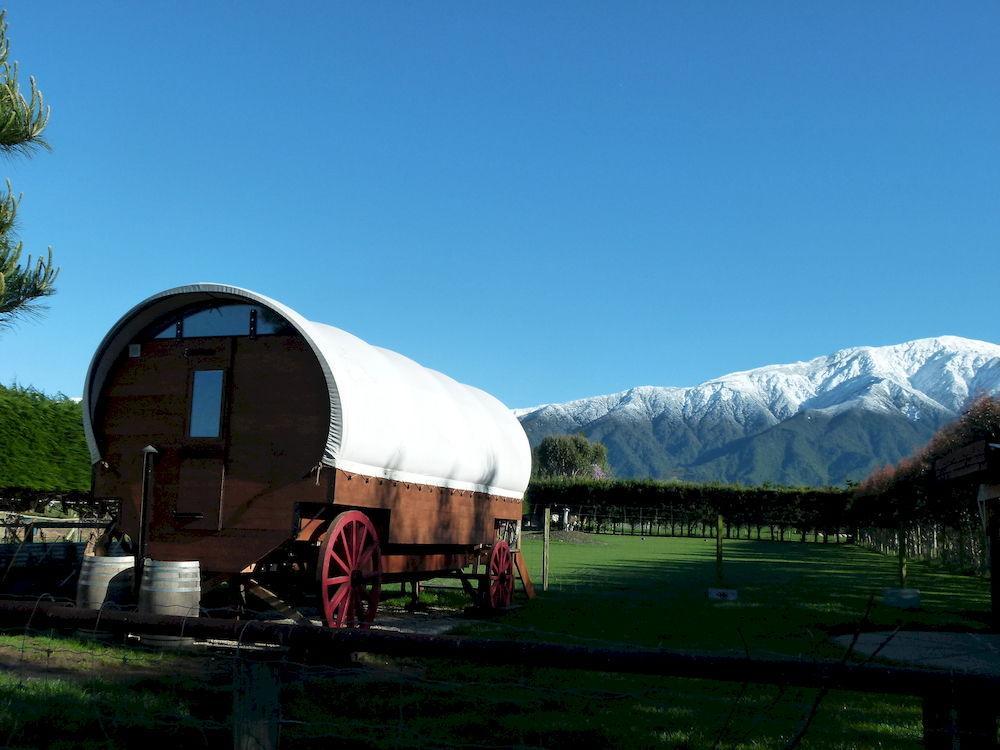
[244,579,309,623]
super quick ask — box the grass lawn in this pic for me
[485,533,991,655]
[0,534,991,748]
[0,631,231,748]
[285,534,990,749]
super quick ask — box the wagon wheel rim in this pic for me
[319,511,382,628]
[487,540,514,609]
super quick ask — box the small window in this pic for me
[153,321,178,339]
[189,370,225,438]
[183,305,252,338]
[254,306,295,335]
[145,303,293,341]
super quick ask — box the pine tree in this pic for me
[0,10,57,329]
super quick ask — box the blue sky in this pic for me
[0,2,997,407]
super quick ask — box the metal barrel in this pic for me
[137,559,201,648]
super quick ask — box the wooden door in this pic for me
[171,343,233,531]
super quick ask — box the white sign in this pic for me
[708,588,738,601]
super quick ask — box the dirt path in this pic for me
[832,631,1000,674]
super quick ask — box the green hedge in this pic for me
[526,478,851,530]
[0,384,90,491]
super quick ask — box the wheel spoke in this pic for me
[327,546,351,576]
[324,575,349,586]
[356,523,368,561]
[335,599,348,627]
[328,583,351,612]
[326,583,350,623]
[346,523,357,567]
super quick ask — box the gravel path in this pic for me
[832,631,1000,674]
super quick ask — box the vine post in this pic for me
[542,505,551,592]
[898,523,907,588]
[716,513,724,585]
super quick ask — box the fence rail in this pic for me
[0,600,995,746]
[560,509,990,581]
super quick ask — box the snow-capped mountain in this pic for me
[516,336,1000,486]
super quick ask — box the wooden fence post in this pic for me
[233,657,281,750]
[899,524,908,588]
[715,514,724,585]
[923,688,999,749]
[542,506,550,592]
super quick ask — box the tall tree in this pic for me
[533,434,610,479]
[0,10,57,329]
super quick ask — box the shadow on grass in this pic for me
[492,537,990,658]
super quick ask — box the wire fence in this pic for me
[553,507,992,581]
[0,594,995,748]
[559,508,849,544]
[0,507,993,748]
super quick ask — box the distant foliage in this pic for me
[0,384,89,490]
[527,476,849,531]
[533,434,610,479]
[854,396,1000,528]
[843,397,1000,574]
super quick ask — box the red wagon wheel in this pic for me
[319,511,382,628]
[486,540,514,610]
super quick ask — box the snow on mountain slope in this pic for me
[519,337,1000,426]
[516,336,1000,484]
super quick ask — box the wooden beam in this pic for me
[3,600,1000,701]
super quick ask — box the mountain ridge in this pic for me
[516,336,1000,486]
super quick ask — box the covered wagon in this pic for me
[82,283,532,626]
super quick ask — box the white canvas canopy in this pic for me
[82,283,531,500]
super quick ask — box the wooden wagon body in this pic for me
[82,284,531,625]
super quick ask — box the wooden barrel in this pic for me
[76,555,134,610]
[137,559,201,648]
[75,554,134,642]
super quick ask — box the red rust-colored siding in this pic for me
[93,331,523,575]
[94,334,329,572]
